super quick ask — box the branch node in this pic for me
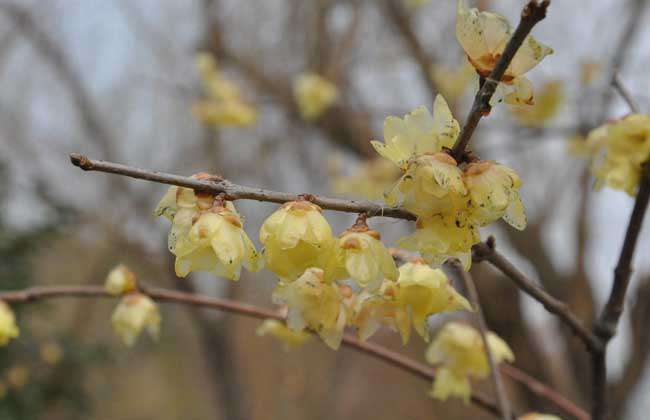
[69,153,92,170]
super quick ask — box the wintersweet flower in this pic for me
[352,280,411,344]
[272,268,346,350]
[397,213,480,269]
[330,158,401,200]
[519,414,562,420]
[426,322,514,403]
[464,160,527,230]
[456,0,553,105]
[0,302,19,346]
[386,152,468,218]
[111,293,161,347]
[256,319,311,350]
[173,201,261,280]
[587,114,650,196]
[260,200,334,281]
[371,95,460,170]
[105,264,137,296]
[430,60,475,105]
[396,260,472,341]
[293,72,339,120]
[329,220,398,291]
[510,81,564,127]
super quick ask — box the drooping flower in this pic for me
[398,213,480,269]
[396,260,472,341]
[272,268,346,349]
[519,414,562,420]
[430,60,475,105]
[371,95,460,170]
[510,81,564,127]
[293,72,340,120]
[456,0,553,105]
[193,53,257,127]
[105,264,137,296]
[0,302,19,346]
[329,219,398,291]
[330,158,402,200]
[586,114,650,196]
[386,152,468,218]
[426,322,514,402]
[173,201,261,280]
[111,293,161,347]
[352,280,411,344]
[464,160,527,230]
[256,319,311,350]
[260,200,334,282]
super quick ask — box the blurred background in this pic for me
[0,0,649,419]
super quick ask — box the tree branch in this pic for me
[69,153,416,220]
[473,239,602,354]
[450,0,550,160]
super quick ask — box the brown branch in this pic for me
[449,261,512,420]
[69,153,416,220]
[450,0,550,160]
[473,239,602,354]
[0,284,503,418]
[612,73,640,114]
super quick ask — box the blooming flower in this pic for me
[105,264,137,296]
[256,319,311,350]
[0,302,19,346]
[386,152,468,218]
[456,0,553,106]
[426,322,514,402]
[464,160,527,230]
[173,201,261,280]
[272,268,346,349]
[293,72,339,120]
[371,95,460,170]
[260,200,334,281]
[330,223,398,291]
[586,114,650,196]
[510,81,564,127]
[398,213,480,269]
[111,293,161,346]
[396,260,472,341]
[352,280,411,344]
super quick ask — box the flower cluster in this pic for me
[192,53,257,128]
[372,95,527,267]
[293,72,340,120]
[585,114,650,196]
[456,0,553,106]
[426,322,514,402]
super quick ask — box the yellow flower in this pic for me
[352,280,411,344]
[272,268,346,350]
[0,302,19,346]
[193,52,257,127]
[154,183,213,222]
[396,260,472,341]
[105,264,137,296]
[371,95,460,170]
[386,152,468,218]
[260,200,334,281]
[398,213,480,269]
[331,226,398,291]
[510,81,564,127]
[430,60,475,104]
[40,342,64,365]
[256,319,311,350]
[293,72,339,120]
[330,158,401,200]
[464,161,527,230]
[587,114,650,196]
[456,0,553,105]
[426,322,514,403]
[519,414,562,420]
[174,202,261,280]
[111,293,161,347]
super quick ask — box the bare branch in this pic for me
[612,73,640,114]
[450,0,550,160]
[69,153,416,220]
[473,239,602,354]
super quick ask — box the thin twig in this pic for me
[450,0,550,160]
[0,285,503,417]
[449,261,512,420]
[612,73,640,114]
[69,153,416,220]
[472,239,602,354]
